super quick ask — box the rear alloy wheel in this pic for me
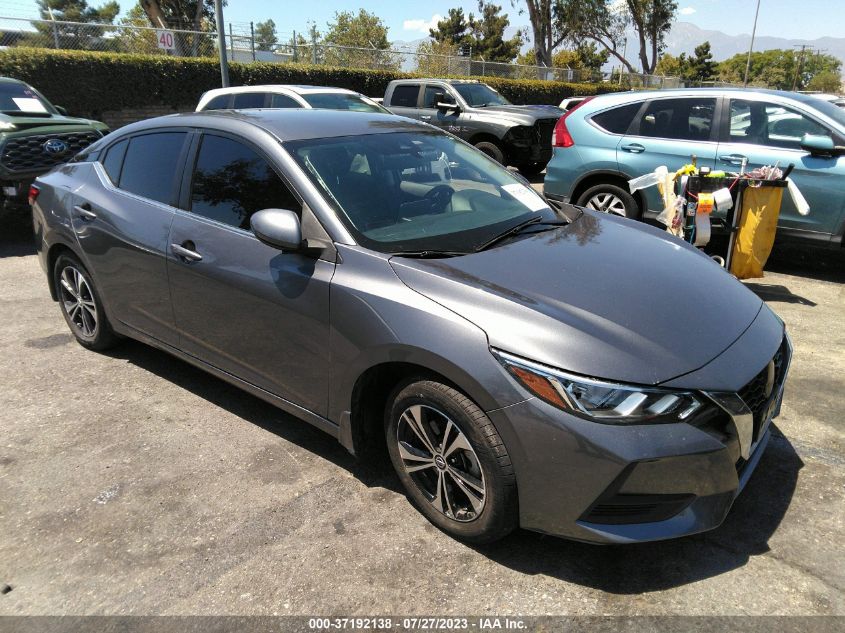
[53,253,117,351]
[386,380,517,543]
[576,183,640,219]
[473,140,505,165]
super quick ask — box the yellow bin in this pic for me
[729,185,784,280]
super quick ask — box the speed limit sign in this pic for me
[156,29,176,51]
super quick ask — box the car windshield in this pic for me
[454,83,511,107]
[302,93,388,114]
[0,82,54,114]
[286,131,556,254]
[805,97,845,129]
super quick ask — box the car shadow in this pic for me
[471,426,802,593]
[102,339,398,491]
[0,231,35,258]
[744,283,818,306]
[105,339,801,592]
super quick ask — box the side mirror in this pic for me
[800,133,835,156]
[54,105,68,116]
[250,208,302,251]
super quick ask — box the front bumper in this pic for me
[486,335,791,544]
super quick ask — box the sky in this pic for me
[2,0,842,43]
[218,0,845,42]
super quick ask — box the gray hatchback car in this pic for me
[31,109,791,544]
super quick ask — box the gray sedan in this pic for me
[31,109,790,544]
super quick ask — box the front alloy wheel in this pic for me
[396,404,486,521]
[386,380,517,543]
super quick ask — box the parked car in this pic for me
[0,76,108,221]
[383,78,561,176]
[544,88,845,247]
[196,84,389,114]
[32,109,790,544]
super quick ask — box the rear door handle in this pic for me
[621,143,645,153]
[73,204,97,221]
[171,242,202,262]
[420,115,431,120]
[720,154,747,165]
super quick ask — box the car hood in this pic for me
[469,104,561,125]
[389,210,765,385]
[0,112,103,132]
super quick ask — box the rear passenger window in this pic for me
[637,98,716,141]
[101,139,127,184]
[271,94,300,108]
[591,102,642,134]
[390,84,420,107]
[202,94,231,110]
[118,132,187,205]
[189,134,301,230]
[233,92,267,109]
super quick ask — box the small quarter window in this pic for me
[591,102,642,134]
[202,94,231,110]
[101,139,128,184]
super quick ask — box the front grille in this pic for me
[738,338,789,443]
[536,118,557,146]
[1,131,101,174]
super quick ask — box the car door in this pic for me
[166,131,333,416]
[617,96,719,213]
[420,84,465,138]
[70,130,189,347]
[386,83,422,119]
[716,97,845,238]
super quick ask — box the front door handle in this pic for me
[171,242,202,262]
[720,154,747,165]
[420,115,431,120]
[73,204,97,221]
[621,143,645,153]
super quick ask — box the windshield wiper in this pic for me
[474,217,570,252]
[391,250,467,259]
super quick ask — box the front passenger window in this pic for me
[728,100,829,149]
[189,134,301,230]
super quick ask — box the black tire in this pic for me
[576,183,641,219]
[517,161,547,178]
[473,140,505,165]
[385,379,518,544]
[53,253,118,351]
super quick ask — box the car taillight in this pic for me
[552,96,595,148]
[28,184,40,206]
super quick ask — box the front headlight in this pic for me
[493,349,703,424]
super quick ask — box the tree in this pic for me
[27,0,120,50]
[254,18,277,52]
[429,8,470,47]
[323,9,398,70]
[415,39,460,76]
[655,41,716,83]
[467,2,523,63]
[136,1,218,56]
[549,0,677,73]
[717,49,841,90]
[521,0,574,68]
[517,42,608,71]
[807,70,843,93]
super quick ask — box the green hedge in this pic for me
[0,48,616,119]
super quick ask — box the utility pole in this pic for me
[792,44,811,91]
[214,0,229,87]
[743,0,761,87]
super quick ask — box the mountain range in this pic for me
[392,21,845,73]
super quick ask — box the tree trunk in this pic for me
[191,0,204,56]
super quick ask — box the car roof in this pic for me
[0,76,27,85]
[202,84,359,96]
[588,87,831,105]
[393,78,481,85]
[113,109,431,142]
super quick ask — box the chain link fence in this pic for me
[0,16,689,89]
